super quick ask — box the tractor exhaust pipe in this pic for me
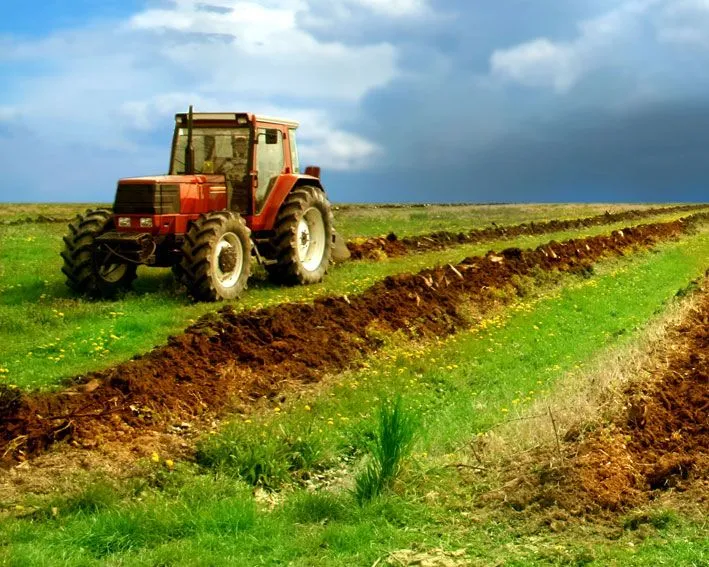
[185,105,195,175]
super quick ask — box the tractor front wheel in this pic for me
[266,186,334,285]
[61,209,137,298]
[180,211,252,301]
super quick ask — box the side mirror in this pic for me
[265,129,279,144]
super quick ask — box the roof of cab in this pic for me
[174,112,299,128]
[255,115,300,128]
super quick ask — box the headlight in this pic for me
[140,217,153,228]
[118,217,131,227]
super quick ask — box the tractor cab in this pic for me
[168,111,302,216]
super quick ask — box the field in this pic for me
[1,202,708,566]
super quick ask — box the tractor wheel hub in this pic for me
[299,229,310,247]
[219,248,238,273]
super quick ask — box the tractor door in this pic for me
[255,126,287,212]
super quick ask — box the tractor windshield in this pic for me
[171,127,251,178]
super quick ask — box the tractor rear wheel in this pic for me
[266,186,334,285]
[180,211,251,301]
[61,209,137,297]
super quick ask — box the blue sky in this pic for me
[1,0,709,203]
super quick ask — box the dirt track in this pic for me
[1,213,706,463]
[346,204,708,260]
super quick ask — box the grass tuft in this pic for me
[55,481,120,516]
[623,510,678,531]
[354,397,417,504]
[286,491,349,524]
[195,424,326,489]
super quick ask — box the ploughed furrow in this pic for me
[566,289,709,511]
[1,214,706,463]
[347,204,708,260]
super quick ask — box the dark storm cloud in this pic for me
[328,99,709,204]
[319,0,709,203]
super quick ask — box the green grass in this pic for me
[3,228,708,566]
[195,421,327,490]
[0,207,703,391]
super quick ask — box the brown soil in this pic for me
[1,214,705,464]
[570,292,709,510]
[346,204,707,260]
[501,278,709,515]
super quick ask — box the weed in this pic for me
[55,481,120,516]
[623,509,677,531]
[675,277,701,298]
[354,397,418,504]
[286,491,348,524]
[196,424,326,489]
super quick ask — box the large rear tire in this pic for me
[180,211,252,301]
[61,209,137,298]
[265,186,334,285]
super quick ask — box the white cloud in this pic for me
[663,0,709,13]
[0,106,19,122]
[490,0,659,93]
[279,108,382,169]
[126,1,397,103]
[490,38,579,93]
[349,0,427,17]
[0,0,419,172]
[656,0,709,47]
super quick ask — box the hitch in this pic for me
[95,232,157,265]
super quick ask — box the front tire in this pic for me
[266,186,334,285]
[180,211,252,301]
[61,209,137,298]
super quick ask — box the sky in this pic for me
[1,0,709,203]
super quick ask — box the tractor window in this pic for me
[288,128,300,173]
[256,128,284,211]
[172,127,251,178]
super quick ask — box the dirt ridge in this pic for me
[569,290,709,510]
[0,215,73,226]
[347,204,708,260]
[1,213,706,463]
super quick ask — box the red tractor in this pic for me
[61,107,348,301]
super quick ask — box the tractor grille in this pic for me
[114,184,180,214]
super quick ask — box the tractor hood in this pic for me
[114,174,230,218]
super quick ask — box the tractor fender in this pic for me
[250,173,324,232]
